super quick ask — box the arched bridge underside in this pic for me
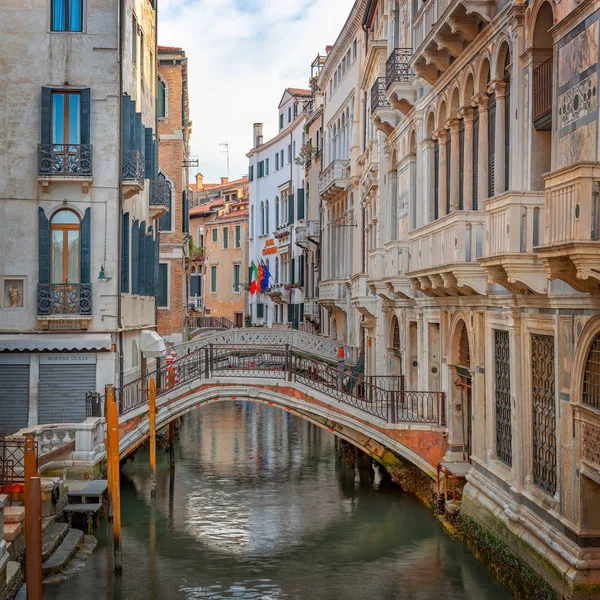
[82,344,447,482]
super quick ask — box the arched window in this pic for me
[158,75,167,119]
[157,172,173,231]
[51,209,80,283]
[583,334,600,409]
[275,196,279,227]
[265,200,270,234]
[392,316,401,357]
[260,201,265,235]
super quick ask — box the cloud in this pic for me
[158,0,352,183]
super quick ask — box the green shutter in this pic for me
[80,208,91,284]
[291,257,295,284]
[288,193,294,224]
[235,225,241,247]
[139,221,146,295]
[299,255,304,287]
[81,88,91,144]
[41,88,52,144]
[38,208,50,284]
[182,190,189,234]
[144,128,152,179]
[154,230,160,298]
[157,264,168,306]
[223,227,228,248]
[122,212,130,293]
[122,95,132,150]
[132,221,139,294]
[297,188,305,220]
[145,227,153,297]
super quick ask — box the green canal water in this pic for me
[45,401,512,599]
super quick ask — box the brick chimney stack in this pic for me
[253,123,263,148]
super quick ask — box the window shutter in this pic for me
[235,225,241,247]
[41,87,52,145]
[154,230,160,298]
[134,112,143,152]
[288,193,294,224]
[145,227,153,297]
[153,138,159,180]
[81,88,91,145]
[122,212,130,293]
[122,95,132,150]
[80,208,91,284]
[248,266,253,285]
[488,93,496,199]
[132,221,139,294]
[38,207,50,284]
[291,257,295,284]
[182,190,189,234]
[445,135,451,215]
[297,188,305,220]
[299,256,304,287]
[144,128,153,179]
[139,221,146,295]
[458,120,465,211]
[472,107,479,210]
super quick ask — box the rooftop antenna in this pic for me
[219,143,230,180]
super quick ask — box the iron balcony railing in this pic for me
[37,283,92,316]
[122,149,145,186]
[87,343,446,428]
[150,179,170,208]
[38,144,93,176]
[371,77,391,115]
[532,58,553,122]
[189,316,236,330]
[386,48,413,89]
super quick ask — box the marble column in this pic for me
[459,106,474,210]
[389,170,398,241]
[447,118,461,212]
[414,112,424,230]
[434,128,448,218]
[489,80,507,195]
[471,93,489,207]
[421,137,436,225]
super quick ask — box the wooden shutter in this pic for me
[235,225,241,247]
[182,190,189,234]
[139,221,146,295]
[153,231,160,298]
[472,107,479,210]
[143,129,153,179]
[81,88,91,144]
[122,95,132,150]
[157,264,168,306]
[297,188,305,220]
[291,257,295,284]
[41,87,52,144]
[445,135,451,214]
[122,212,130,293]
[288,193,294,224]
[145,227,154,296]
[38,207,50,284]
[80,208,91,284]
[134,112,142,152]
[488,93,496,198]
[299,255,304,287]
[459,119,465,211]
[132,220,139,294]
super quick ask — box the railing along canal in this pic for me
[87,344,446,427]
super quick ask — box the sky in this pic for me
[158,0,353,184]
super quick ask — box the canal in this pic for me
[46,402,512,599]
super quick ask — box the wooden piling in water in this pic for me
[106,385,122,572]
[149,377,157,495]
[25,473,42,600]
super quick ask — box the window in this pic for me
[157,173,172,232]
[132,16,137,62]
[233,264,240,293]
[495,330,512,466]
[158,76,166,118]
[250,206,254,238]
[52,91,81,144]
[51,209,80,283]
[280,149,284,166]
[140,30,145,81]
[294,103,298,118]
[279,113,284,130]
[258,160,264,178]
[287,145,292,164]
[265,200,269,234]
[249,165,254,181]
[275,197,279,227]
[210,266,217,293]
[293,142,296,160]
[353,38,357,59]
[210,227,218,242]
[157,264,168,307]
[260,201,265,235]
[52,0,82,32]
[234,225,241,248]
[329,80,333,95]
[223,226,229,248]
[265,158,269,176]
[288,107,292,123]
[275,153,279,171]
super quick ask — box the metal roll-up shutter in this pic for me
[0,365,29,437]
[39,364,95,424]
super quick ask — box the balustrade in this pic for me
[122,149,145,187]
[37,283,92,316]
[318,160,350,200]
[38,143,93,176]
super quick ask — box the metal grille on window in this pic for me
[495,330,512,466]
[532,334,556,495]
[392,318,401,357]
[583,334,600,409]
[458,325,470,366]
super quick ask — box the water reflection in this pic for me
[45,401,512,600]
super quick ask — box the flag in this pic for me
[261,261,270,292]
[257,262,264,293]
[250,262,259,295]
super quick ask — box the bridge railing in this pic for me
[86,343,446,426]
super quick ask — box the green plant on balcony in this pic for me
[188,237,204,261]
[294,143,317,166]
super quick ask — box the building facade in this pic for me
[190,174,248,208]
[247,89,312,328]
[0,0,165,435]
[315,0,600,594]
[157,46,191,345]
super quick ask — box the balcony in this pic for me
[37,283,92,317]
[122,149,145,197]
[533,58,552,131]
[318,160,350,202]
[383,241,414,300]
[370,77,395,136]
[38,144,93,192]
[536,162,600,293]
[407,211,487,296]
[304,299,320,321]
[351,273,377,319]
[319,279,348,310]
[295,220,321,247]
[479,192,547,294]
[149,179,170,219]
[411,0,494,85]
[386,49,415,115]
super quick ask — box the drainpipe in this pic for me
[117,0,125,390]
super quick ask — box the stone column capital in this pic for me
[420,137,435,150]
[458,105,474,122]
[471,92,489,111]
[487,79,507,98]
[432,127,448,143]
[445,118,461,133]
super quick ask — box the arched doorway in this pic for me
[389,315,402,378]
[454,321,472,460]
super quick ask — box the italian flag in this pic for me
[250,262,259,295]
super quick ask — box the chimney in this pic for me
[221,177,229,185]
[195,172,204,190]
[253,123,263,148]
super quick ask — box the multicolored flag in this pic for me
[261,261,270,292]
[250,262,259,295]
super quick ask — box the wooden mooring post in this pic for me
[106,385,122,572]
[149,377,157,496]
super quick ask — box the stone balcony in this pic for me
[318,160,350,202]
[411,0,494,85]
[303,299,320,322]
[535,162,600,293]
[407,211,487,296]
[319,278,349,310]
[386,48,416,115]
[295,220,321,247]
[479,191,547,294]
[383,240,414,300]
[370,77,395,136]
[351,273,377,319]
